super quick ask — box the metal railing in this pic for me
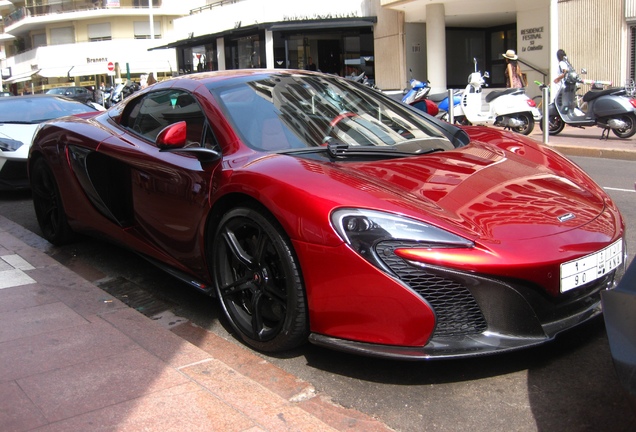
[4,1,163,29]
[190,0,241,15]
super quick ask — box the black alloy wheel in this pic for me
[30,158,74,245]
[511,112,535,135]
[211,206,308,352]
[611,113,636,138]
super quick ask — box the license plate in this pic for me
[561,239,623,293]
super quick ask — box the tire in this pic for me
[30,158,74,245]
[611,113,636,139]
[511,112,534,135]
[210,206,308,352]
[539,114,565,135]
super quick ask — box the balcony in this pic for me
[3,0,163,29]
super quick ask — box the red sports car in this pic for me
[28,70,626,359]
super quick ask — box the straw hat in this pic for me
[502,49,518,60]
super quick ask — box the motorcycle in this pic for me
[402,77,439,116]
[542,68,636,139]
[453,58,541,135]
[105,80,141,108]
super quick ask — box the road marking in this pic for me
[604,187,635,193]
[0,255,36,289]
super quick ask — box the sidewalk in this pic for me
[528,124,636,160]
[0,126,633,432]
[0,215,393,432]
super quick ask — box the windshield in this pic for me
[208,73,455,155]
[0,96,96,123]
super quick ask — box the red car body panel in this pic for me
[28,70,625,357]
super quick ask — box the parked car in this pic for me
[602,257,636,408]
[0,94,98,190]
[46,86,94,103]
[0,91,13,97]
[28,70,626,359]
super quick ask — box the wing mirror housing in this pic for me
[157,121,221,162]
[156,121,187,149]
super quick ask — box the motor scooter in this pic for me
[541,68,636,139]
[453,58,541,135]
[429,89,462,121]
[402,77,439,116]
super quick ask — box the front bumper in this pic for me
[309,252,620,360]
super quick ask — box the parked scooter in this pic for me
[541,68,636,139]
[402,77,439,116]
[429,89,462,121]
[453,58,541,135]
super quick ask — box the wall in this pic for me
[559,0,626,89]
[368,0,405,90]
[516,5,550,99]
[404,22,426,87]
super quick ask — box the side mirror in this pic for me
[157,120,221,163]
[483,71,490,79]
[156,121,187,149]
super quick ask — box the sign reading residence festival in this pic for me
[520,26,544,53]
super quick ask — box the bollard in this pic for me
[542,85,549,144]
[448,89,454,124]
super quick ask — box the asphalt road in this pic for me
[1,155,635,432]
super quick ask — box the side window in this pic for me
[122,90,206,145]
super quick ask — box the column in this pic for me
[426,3,446,92]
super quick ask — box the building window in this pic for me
[33,33,47,48]
[134,21,161,39]
[88,23,112,42]
[50,27,75,45]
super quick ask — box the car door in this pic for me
[97,89,222,274]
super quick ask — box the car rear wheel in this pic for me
[30,158,74,245]
[211,206,308,352]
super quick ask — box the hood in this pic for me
[328,139,607,242]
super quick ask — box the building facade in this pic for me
[2,0,634,101]
[0,0,189,94]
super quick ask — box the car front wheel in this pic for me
[210,205,308,352]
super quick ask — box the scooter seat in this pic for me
[428,92,450,102]
[583,87,626,102]
[485,88,524,103]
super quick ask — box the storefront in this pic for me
[155,18,376,82]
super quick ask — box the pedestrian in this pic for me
[305,57,317,71]
[147,72,157,86]
[553,49,572,86]
[502,49,525,88]
[553,49,575,111]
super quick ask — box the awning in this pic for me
[68,63,115,77]
[267,17,377,32]
[150,17,377,52]
[38,66,73,78]
[4,70,40,83]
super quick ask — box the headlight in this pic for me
[331,208,473,269]
[0,138,25,152]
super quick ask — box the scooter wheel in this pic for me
[511,113,534,135]
[611,113,636,139]
[539,114,565,135]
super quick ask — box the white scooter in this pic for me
[454,58,541,135]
